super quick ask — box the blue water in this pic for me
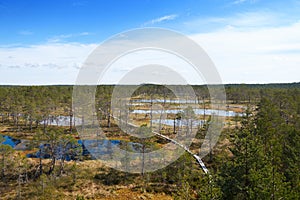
[0,135,21,148]
[1,134,141,161]
[26,139,126,160]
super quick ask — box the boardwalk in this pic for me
[111,113,209,174]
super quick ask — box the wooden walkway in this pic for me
[111,114,209,174]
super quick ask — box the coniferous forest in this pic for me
[0,84,299,199]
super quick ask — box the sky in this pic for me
[0,0,300,85]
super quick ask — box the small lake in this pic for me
[132,108,243,117]
[40,116,83,126]
[0,134,142,161]
[152,119,206,127]
[132,99,203,104]
[1,135,21,148]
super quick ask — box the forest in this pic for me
[0,83,299,199]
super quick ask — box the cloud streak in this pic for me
[47,32,92,43]
[144,14,178,26]
[19,30,34,35]
[232,0,257,5]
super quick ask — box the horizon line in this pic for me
[0,82,299,87]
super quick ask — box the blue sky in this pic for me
[1,0,300,84]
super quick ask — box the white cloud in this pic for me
[228,12,279,27]
[144,14,178,26]
[101,50,205,85]
[0,43,97,85]
[1,11,300,85]
[233,0,247,4]
[183,11,286,32]
[180,11,299,83]
[190,21,300,83]
[47,32,92,43]
[79,32,90,36]
[2,20,300,85]
[232,0,257,4]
